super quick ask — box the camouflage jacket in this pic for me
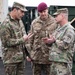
[28,15,57,64]
[0,14,26,64]
[49,22,75,64]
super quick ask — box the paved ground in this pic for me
[0,58,33,75]
[25,60,33,75]
[0,58,5,75]
[0,58,46,75]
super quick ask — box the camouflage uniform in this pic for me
[0,14,26,75]
[28,15,57,75]
[0,2,28,75]
[49,23,75,75]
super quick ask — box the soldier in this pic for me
[42,8,75,75]
[0,2,33,75]
[27,2,57,75]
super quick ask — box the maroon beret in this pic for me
[37,2,48,12]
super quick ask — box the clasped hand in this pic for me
[42,35,55,44]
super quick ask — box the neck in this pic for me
[60,19,68,26]
[9,11,16,20]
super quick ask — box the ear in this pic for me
[61,13,64,19]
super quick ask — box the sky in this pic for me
[8,0,75,7]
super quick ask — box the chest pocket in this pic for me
[55,27,68,40]
[33,23,49,38]
[9,21,23,39]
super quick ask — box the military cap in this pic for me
[53,8,68,15]
[37,2,48,12]
[12,2,27,12]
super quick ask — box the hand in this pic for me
[42,37,49,43]
[26,56,32,62]
[42,37,53,44]
[23,34,28,41]
[27,33,34,39]
[49,35,56,43]
[42,36,55,44]
[23,33,33,41]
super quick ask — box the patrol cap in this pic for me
[37,2,48,12]
[12,2,27,12]
[53,8,68,16]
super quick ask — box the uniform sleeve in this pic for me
[1,24,25,47]
[55,29,75,50]
[25,23,34,53]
